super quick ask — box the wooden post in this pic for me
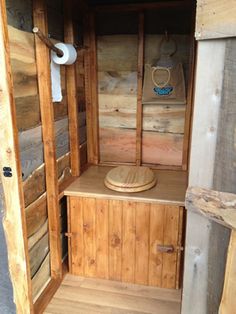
[84,12,99,165]
[220,230,236,314]
[64,0,81,176]
[33,0,62,279]
[0,0,33,312]
[136,12,144,166]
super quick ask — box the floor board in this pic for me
[44,275,181,314]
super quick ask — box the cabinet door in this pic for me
[68,196,184,288]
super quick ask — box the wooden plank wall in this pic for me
[4,0,86,304]
[97,33,191,167]
[68,197,183,289]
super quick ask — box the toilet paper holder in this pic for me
[32,26,88,55]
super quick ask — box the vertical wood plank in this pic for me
[135,202,150,285]
[33,0,62,278]
[136,12,144,165]
[89,12,99,164]
[149,204,164,287]
[175,206,184,289]
[83,14,93,164]
[182,35,195,170]
[83,13,99,164]
[108,200,123,281]
[83,197,96,277]
[162,205,179,289]
[0,1,33,312]
[96,199,109,279]
[122,201,136,283]
[64,0,80,176]
[69,197,84,276]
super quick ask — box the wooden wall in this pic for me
[5,0,87,303]
[98,33,190,166]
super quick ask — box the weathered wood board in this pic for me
[97,34,189,166]
[100,127,183,166]
[19,118,69,179]
[196,0,236,40]
[68,197,183,289]
[8,26,69,131]
[32,253,51,301]
[29,232,49,278]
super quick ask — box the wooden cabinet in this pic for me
[67,196,184,289]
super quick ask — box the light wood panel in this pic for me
[196,0,236,40]
[33,0,62,279]
[0,1,33,312]
[83,198,97,277]
[122,201,136,283]
[109,200,123,281]
[68,196,183,289]
[149,204,164,286]
[68,197,84,275]
[45,274,181,314]
[64,166,187,206]
[96,199,109,279]
[45,275,181,314]
[135,202,149,285]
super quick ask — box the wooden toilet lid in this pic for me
[104,166,157,193]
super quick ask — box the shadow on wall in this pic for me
[0,180,16,314]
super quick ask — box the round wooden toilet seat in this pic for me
[104,166,157,193]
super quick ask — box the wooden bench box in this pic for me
[65,166,187,289]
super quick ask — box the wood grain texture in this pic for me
[149,204,164,287]
[64,0,80,176]
[83,198,96,277]
[135,202,150,285]
[29,232,49,278]
[96,199,109,279]
[45,274,181,314]
[186,186,236,231]
[109,200,123,281]
[32,253,51,301]
[19,117,70,179]
[100,127,183,166]
[213,39,236,194]
[67,194,183,288]
[23,152,70,207]
[196,0,236,40]
[162,206,179,289]
[33,0,62,279]
[122,201,136,283]
[68,197,84,275]
[84,13,99,164]
[0,2,33,312]
[136,12,144,165]
[25,193,47,238]
[64,166,187,206]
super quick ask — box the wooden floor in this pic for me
[44,274,181,314]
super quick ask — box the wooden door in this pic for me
[68,196,184,289]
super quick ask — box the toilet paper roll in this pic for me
[51,43,77,65]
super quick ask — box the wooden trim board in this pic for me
[64,0,81,176]
[136,12,144,166]
[33,0,62,279]
[0,0,33,312]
